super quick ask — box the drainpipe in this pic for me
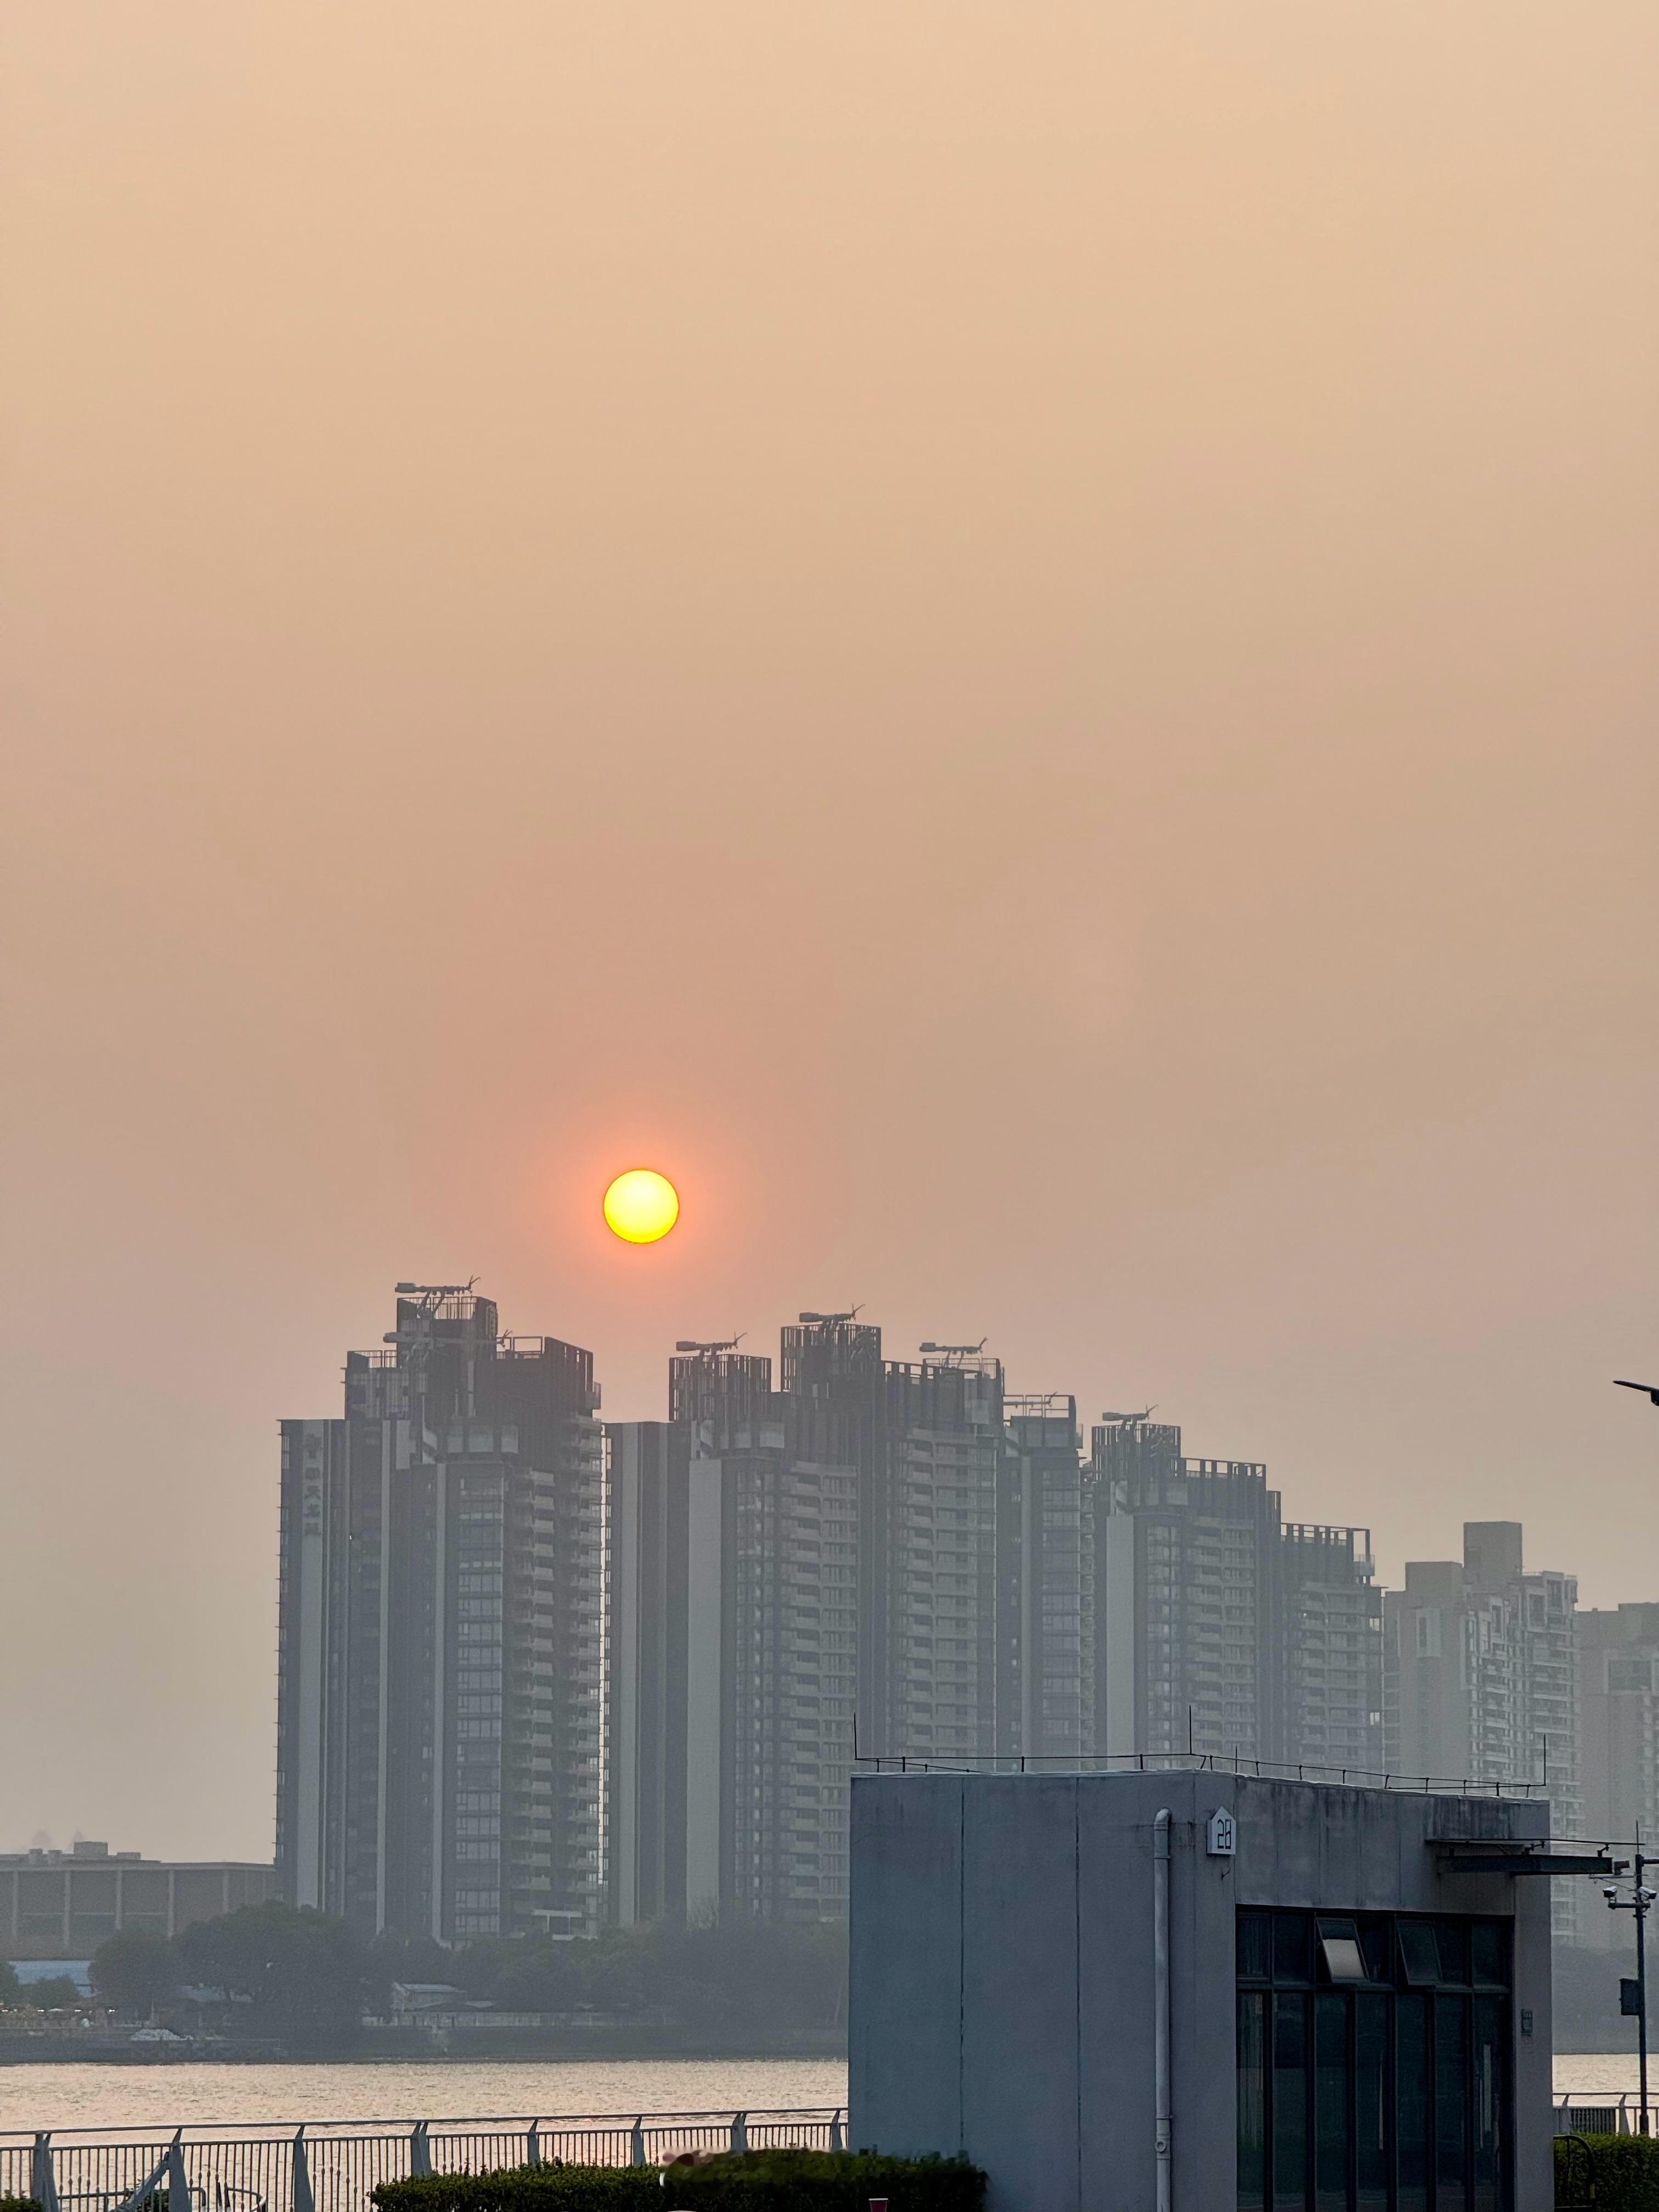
[1154,1808,1172,2212]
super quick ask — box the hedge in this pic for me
[1556,2130,1659,2210]
[0,2197,43,2212]
[669,2149,983,2212]
[374,2174,659,2212]
[374,2150,984,2212]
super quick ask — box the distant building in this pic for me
[1577,1601,1659,1949]
[1385,1522,1579,1937]
[0,1842,273,1960]
[1281,1521,1383,1773]
[607,1320,1009,1924]
[1091,1417,1380,1771]
[277,1285,606,1943]
[605,1416,703,1927]
[1000,1395,1093,1761]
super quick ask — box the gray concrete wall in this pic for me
[850,1769,1553,2212]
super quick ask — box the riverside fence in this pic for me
[0,2110,848,2212]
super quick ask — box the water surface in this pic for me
[0,2058,848,2133]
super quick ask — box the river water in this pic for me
[0,2058,848,2132]
[0,2053,1637,2132]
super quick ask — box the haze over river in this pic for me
[0,2058,848,2132]
[0,2055,1630,2132]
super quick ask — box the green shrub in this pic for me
[375,2170,662,2212]
[0,2196,43,2212]
[1556,2130,1659,2210]
[672,2149,984,2212]
[373,2151,983,2212]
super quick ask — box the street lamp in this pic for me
[1606,1842,1656,2136]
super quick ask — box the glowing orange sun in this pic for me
[602,1167,680,1244]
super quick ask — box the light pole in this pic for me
[1605,1840,1656,2136]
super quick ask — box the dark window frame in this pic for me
[1237,1909,1511,2211]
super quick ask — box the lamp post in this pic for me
[1605,1840,1656,2136]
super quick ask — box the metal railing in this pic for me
[855,1749,1551,1796]
[1554,2092,1650,2136]
[1,2109,847,2212]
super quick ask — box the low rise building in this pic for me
[850,1767,1560,2212]
[0,1842,274,1960]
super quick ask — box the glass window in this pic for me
[1276,1914,1314,1984]
[1237,1911,1510,2211]
[1318,1917,1368,1984]
[1398,1920,1443,1988]
[1273,1994,1308,2211]
[1239,1910,1272,1982]
[1396,1993,1430,2212]
[1436,1921,1470,1987]
[1238,1991,1267,2212]
[1471,1921,1509,1989]
[1357,1918,1389,1984]
[1355,1993,1389,2212]
[1314,1993,1349,2212]
[1436,1993,1469,2211]
[1473,1994,1506,2212]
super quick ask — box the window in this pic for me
[1239,1910,1510,2211]
[1317,1920,1368,1985]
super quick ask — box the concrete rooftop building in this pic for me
[850,1767,1562,2212]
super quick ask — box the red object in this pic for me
[870,2200,888,2211]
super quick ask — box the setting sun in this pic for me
[602,1167,680,1244]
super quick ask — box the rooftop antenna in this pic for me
[1101,1404,1158,1424]
[675,1335,747,1354]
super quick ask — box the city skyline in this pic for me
[16,1278,1644,1878]
[3,0,1655,1874]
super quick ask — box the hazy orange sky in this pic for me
[3,3,1656,1860]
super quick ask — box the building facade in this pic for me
[1576,1601,1659,1950]
[1385,1522,1580,1938]
[1,1843,274,1960]
[850,1768,1555,2212]
[1091,1417,1381,1771]
[276,1286,606,1943]
[1000,1395,1094,1761]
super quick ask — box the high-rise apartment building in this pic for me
[1281,1522,1383,1771]
[1091,1416,1381,1771]
[607,1319,1008,1923]
[276,1286,606,1943]
[1385,1522,1579,1936]
[1093,1418,1283,1762]
[1576,1601,1659,1950]
[1000,1395,1093,1760]
[606,1333,1384,1926]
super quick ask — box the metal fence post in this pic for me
[167,2131,192,2212]
[527,2125,541,2170]
[32,2134,59,2212]
[411,2124,432,2177]
[831,2114,844,2153]
[293,2129,314,2212]
[629,2120,645,2168]
[730,2115,747,2155]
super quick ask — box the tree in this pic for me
[24,1974,83,2009]
[0,1958,20,2004]
[174,1901,366,2049]
[91,1928,179,2018]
